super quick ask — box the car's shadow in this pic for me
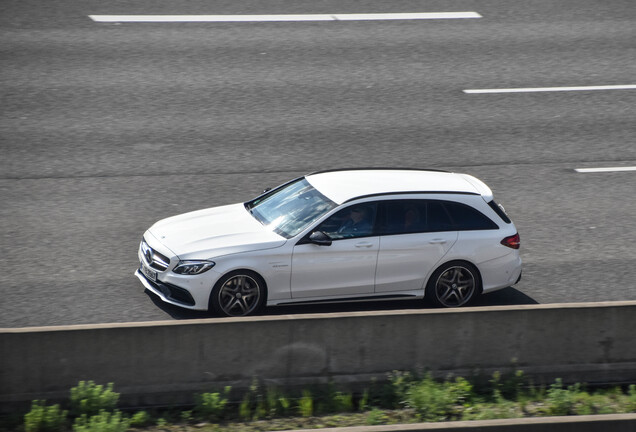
[472,287,539,306]
[145,286,538,320]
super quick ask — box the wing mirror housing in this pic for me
[309,231,332,246]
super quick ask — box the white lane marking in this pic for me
[88,12,482,23]
[464,85,636,94]
[575,167,636,173]
[328,12,482,20]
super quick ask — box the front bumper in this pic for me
[135,268,197,308]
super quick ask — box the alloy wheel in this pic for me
[217,274,262,316]
[434,266,476,307]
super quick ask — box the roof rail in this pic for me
[307,167,450,176]
[342,190,480,203]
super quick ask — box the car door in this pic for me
[291,203,379,298]
[375,200,458,293]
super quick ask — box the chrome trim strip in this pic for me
[140,239,170,271]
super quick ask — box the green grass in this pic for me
[6,373,636,432]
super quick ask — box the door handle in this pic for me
[355,242,374,248]
[429,239,447,244]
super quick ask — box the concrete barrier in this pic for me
[2,301,636,411]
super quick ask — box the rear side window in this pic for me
[487,200,512,224]
[443,201,499,230]
[427,201,455,232]
[377,200,428,235]
[378,199,498,235]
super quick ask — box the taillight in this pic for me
[501,233,520,249]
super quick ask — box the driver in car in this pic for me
[337,205,372,237]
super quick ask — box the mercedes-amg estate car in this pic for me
[136,169,521,316]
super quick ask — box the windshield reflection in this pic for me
[246,178,336,238]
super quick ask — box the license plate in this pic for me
[141,263,157,282]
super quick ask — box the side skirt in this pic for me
[268,293,423,307]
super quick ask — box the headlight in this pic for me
[173,260,216,275]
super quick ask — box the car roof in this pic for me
[305,169,493,204]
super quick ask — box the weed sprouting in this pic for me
[195,386,231,422]
[17,373,636,432]
[23,400,68,432]
[69,381,118,418]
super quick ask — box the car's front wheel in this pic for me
[210,270,266,317]
[426,261,480,307]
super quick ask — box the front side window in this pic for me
[316,203,377,240]
[245,178,337,238]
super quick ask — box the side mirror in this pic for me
[309,231,332,246]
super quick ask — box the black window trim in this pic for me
[296,195,500,245]
[442,200,499,231]
[375,198,499,237]
[487,200,512,224]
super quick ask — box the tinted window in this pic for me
[378,200,426,235]
[377,199,497,235]
[427,200,455,232]
[378,200,454,234]
[488,200,511,224]
[317,203,377,240]
[443,201,498,230]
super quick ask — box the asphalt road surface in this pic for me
[1,0,635,327]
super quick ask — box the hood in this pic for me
[147,203,286,258]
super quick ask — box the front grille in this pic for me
[141,239,170,271]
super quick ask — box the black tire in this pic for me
[209,270,266,317]
[425,261,481,308]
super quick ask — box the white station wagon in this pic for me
[136,169,521,316]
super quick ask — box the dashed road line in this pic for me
[574,167,636,173]
[88,12,482,23]
[464,85,636,94]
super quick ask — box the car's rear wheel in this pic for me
[426,261,480,307]
[210,270,266,317]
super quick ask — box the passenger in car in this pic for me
[403,205,421,232]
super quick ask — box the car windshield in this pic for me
[245,178,337,238]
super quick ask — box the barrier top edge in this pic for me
[283,413,636,432]
[3,300,636,333]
